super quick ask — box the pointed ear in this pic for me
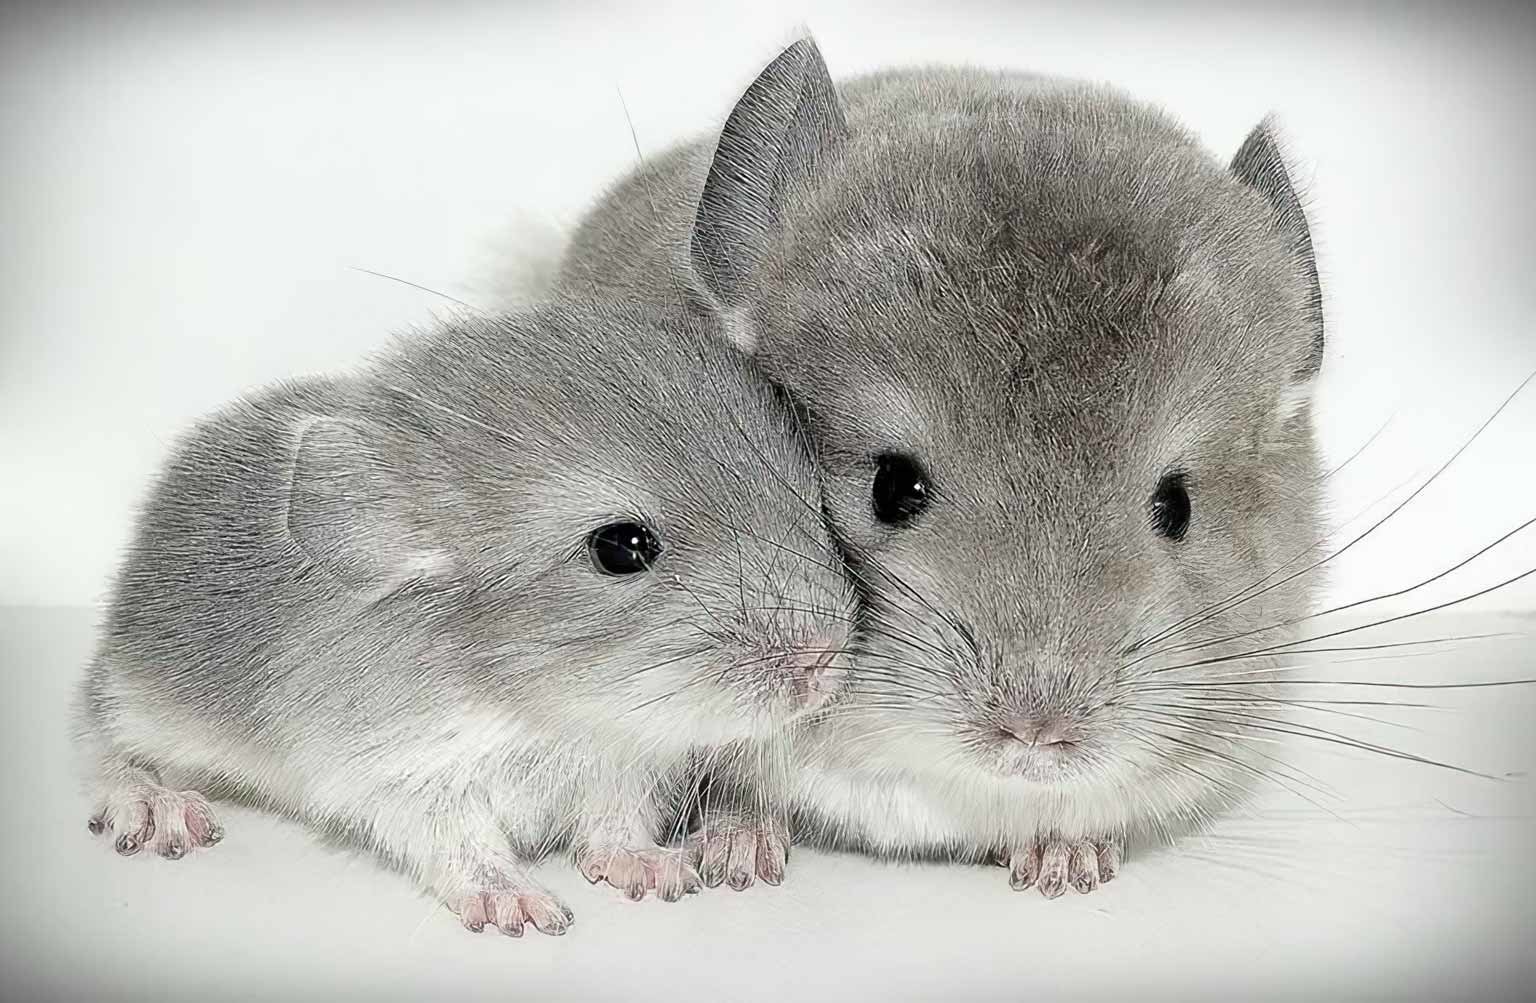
[285,417,448,587]
[1230,116,1324,382]
[690,37,849,329]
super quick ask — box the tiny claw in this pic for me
[115,835,140,856]
[1068,843,1099,894]
[87,817,105,835]
[1008,846,1041,891]
[577,856,604,884]
[162,841,186,860]
[1096,841,1122,883]
[203,826,225,846]
[522,904,571,936]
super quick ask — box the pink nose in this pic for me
[790,645,840,673]
[788,636,845,707]
[1001,717,1072,747]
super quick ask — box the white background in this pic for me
[2,2,1534,1000]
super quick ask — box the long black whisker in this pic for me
[1130,369,1534,653]
[1147,515,1536,662]
[1137,562,1536,680]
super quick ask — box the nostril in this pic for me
[790,645,834,678]
[783,633,848,708]
[789,632,846,675]
[786,651,812,674]
[1000,717,1072,748]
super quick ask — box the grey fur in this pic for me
[78,297,855,930]
[1229,116,1325,378]
[691,37,848,309]
[556,40,1327,892]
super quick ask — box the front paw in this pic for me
[89,783,223,860]
[449,883,573,938]
[996,837,1122,898]
[687,814,790,891]
[575,845,702,903]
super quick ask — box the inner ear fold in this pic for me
[285,417,446,587]
[1230,116,1324,383]
[690,36,849,328]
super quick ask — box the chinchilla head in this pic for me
[680,39,1326,805]
[284,298,855,747]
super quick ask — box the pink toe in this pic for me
[460,894,489,933]
[1008,846,1041,890]
[524,895,572,935]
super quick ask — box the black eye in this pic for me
[588,522,662,576]
[872,452,930,525]
[1149,472,1191,541]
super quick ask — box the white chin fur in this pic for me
[791,726,1257,854]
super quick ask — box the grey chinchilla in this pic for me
[77,295,856,934]
[554,37,1325,897]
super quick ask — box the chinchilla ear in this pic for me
[285,417,448,586]
[690,36,849,327]
[1230,116,1324,381]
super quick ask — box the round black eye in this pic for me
[588,522,662,576]
[1149,472,1191,541]
[872,452,930,526]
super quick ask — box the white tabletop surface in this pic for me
[4,606,1533,1001]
